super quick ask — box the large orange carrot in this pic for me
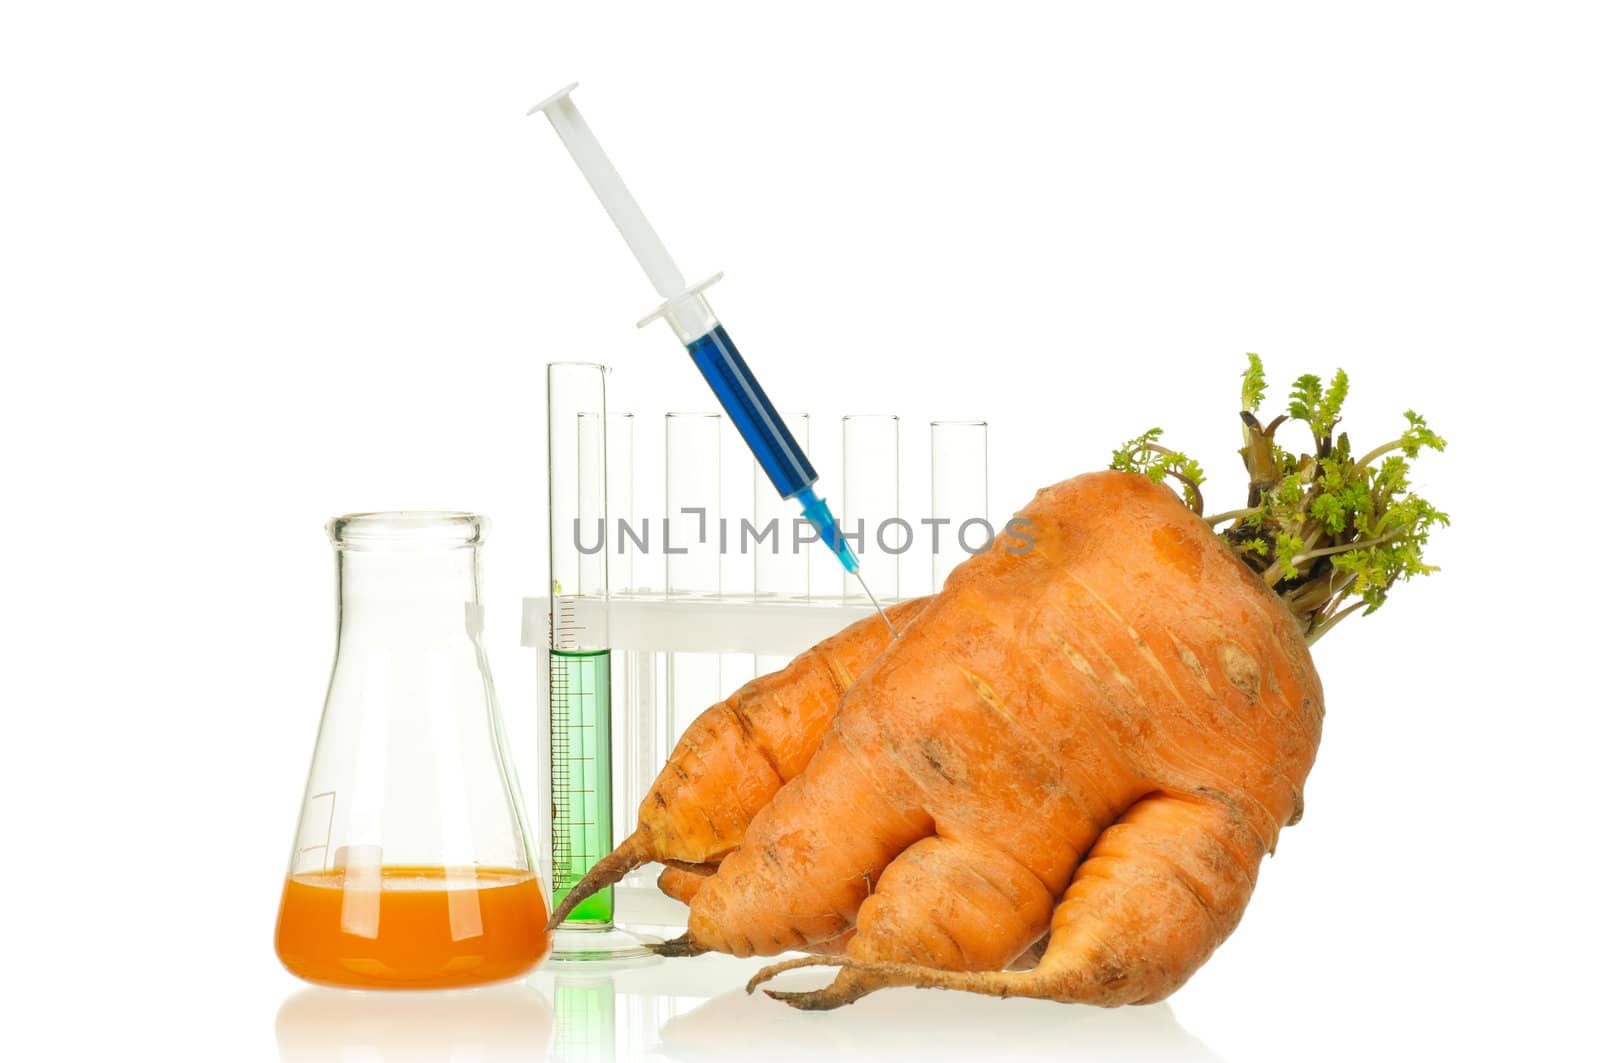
[667,471,1325,1007]
[545,597,930,927]
[593,359,1446,1009]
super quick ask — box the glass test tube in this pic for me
[841,414,902,600]
[665,413,723,754]
[755,414,811,674]
[665,413,721,597]
[599,413,636,595]
[585,412,653,904]
[931,420,989,589]
[753,413,812,599]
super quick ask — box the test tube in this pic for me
[665,413,721,597]
[664,412,722,755]
[931,420,990,589]
[584,411,653,905]
[755,413,811,674]
[585,412,635,595]
[753,413,812,599]
[841,414,902,601]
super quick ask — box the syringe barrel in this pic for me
[684,323,819,500]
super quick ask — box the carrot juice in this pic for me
[275,865,551,989]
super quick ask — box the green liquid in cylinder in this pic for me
[549,648,613,925]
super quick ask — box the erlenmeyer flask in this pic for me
[275,512,549,989]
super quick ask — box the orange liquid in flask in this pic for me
[275,865,551,989]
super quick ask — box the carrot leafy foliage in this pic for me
[1110,428,1207,514]
[1111,356,1447,645]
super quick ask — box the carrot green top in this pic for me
[1111,354,1448,645]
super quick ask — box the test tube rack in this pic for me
[528,384,989,930]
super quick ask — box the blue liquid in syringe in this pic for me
[685,324,818,499]
[684,324,856,568]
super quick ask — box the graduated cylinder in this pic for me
[546,364,616,930]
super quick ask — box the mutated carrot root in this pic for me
[745,790,1266,1010]
[673,475,1314,1007]
[635,363,1443,1009]
[659,866,865,959]
[657,864,710,906]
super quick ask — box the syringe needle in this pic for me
[855,572,898,640]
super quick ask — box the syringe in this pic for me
[530,83,896,637]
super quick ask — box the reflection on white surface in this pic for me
[551,975,613,1062]
[278,952,1223,1063]
[656,973,1224,1063]
[276,983,553,1062]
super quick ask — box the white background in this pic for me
[3,2,1597,1060]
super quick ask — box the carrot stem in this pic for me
[1207,507,1261,527]
[1305,601,1363,646]
[1291,530,1404,567]
[1354,439,1405,469]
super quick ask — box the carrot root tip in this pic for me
[544,831,652,931]
[762,972,880,1011]
[749,955,1036,1008]
[647,933,709,958]
[745,955,852,995]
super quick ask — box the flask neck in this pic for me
[337,547,484,634]
[326,513,489,644]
